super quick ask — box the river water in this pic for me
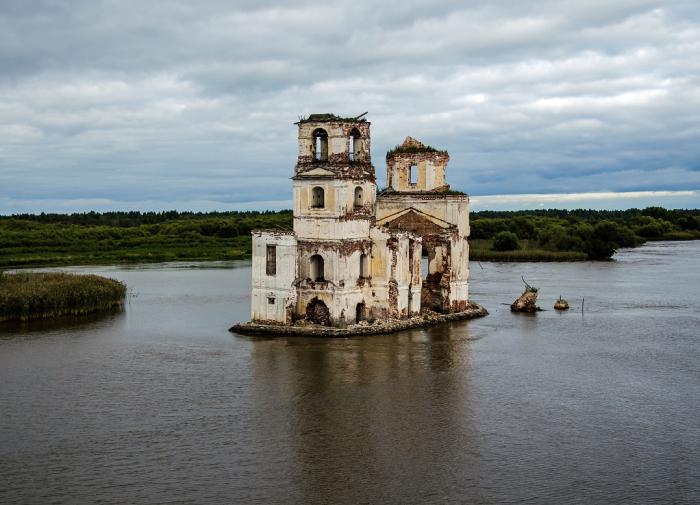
[1,241,699,504]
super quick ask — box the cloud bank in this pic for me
[1,0,699,213]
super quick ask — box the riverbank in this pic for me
[0,272,127,322]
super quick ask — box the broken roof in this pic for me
[386,136,448,159]
[296,113,368,124]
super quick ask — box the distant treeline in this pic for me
[7,210,292,228]
[0,207,698,267]
[470,207,700,260]
[0,210,292,267]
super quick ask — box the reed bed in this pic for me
[470,248,587,262]
[0,272,127,322]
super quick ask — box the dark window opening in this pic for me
[310,254,325,281]
[311,186,325,208]
[313,128,328,161]
[359,253,369,278]
[266,244,276,275]
[354,186,363,208]
[356,302,366,323]
[268,297,275,305]
[421,246,429,280]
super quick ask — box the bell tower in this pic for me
[291,113,377,324]
[292,113,376,240]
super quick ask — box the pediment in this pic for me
[378,208,452,235]
[298,167,336,177]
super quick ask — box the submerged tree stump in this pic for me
[554,297,570,310]
[510,290,540,312]
[511,278,540,313]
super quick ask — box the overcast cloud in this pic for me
[1,0,699,213]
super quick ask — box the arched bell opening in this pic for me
[349,127,362,162]
[312,128,328,161]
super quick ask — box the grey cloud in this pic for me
[0,0,699,213]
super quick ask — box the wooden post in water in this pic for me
[582,297,585,315]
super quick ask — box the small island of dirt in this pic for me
[0,272,127,322]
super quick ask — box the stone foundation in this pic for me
[230,302,488,337]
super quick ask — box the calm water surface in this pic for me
[1,241,699,504]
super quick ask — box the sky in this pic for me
[1,0,699,214]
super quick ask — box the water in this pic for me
[1,242,699,504]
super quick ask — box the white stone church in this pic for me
[249,113,471,327]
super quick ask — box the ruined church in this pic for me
[249,113,471,327]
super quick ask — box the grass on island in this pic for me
[0,207,698,268]
[0,272,127,322]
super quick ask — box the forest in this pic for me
[0,207,698,268]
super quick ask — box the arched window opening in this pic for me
[311,186,325,208]
[310,254,325,281]
[313,128,328,161]
[349,128,362,162]
[354,186,363,208]
[359,253,369,278]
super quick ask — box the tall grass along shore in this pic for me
[0,272,127,322]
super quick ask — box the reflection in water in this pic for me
[250,328,479,503]
[0,306,126,338]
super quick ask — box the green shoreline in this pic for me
[1,208,698,268]
[1,236,696,269]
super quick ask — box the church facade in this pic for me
[249,113,471,327]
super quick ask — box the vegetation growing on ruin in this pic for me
[0,272,126,322]
[385,143,448,159]
[297,113,368,123]
[0,207,698,267]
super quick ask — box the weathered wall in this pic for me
[294,238,375,325]
[297,121,372,164]
[387,153,449,192]
[251,231,298,323]
[367,227,421,319]
[293,179,376,224]
[376,194,470,313]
